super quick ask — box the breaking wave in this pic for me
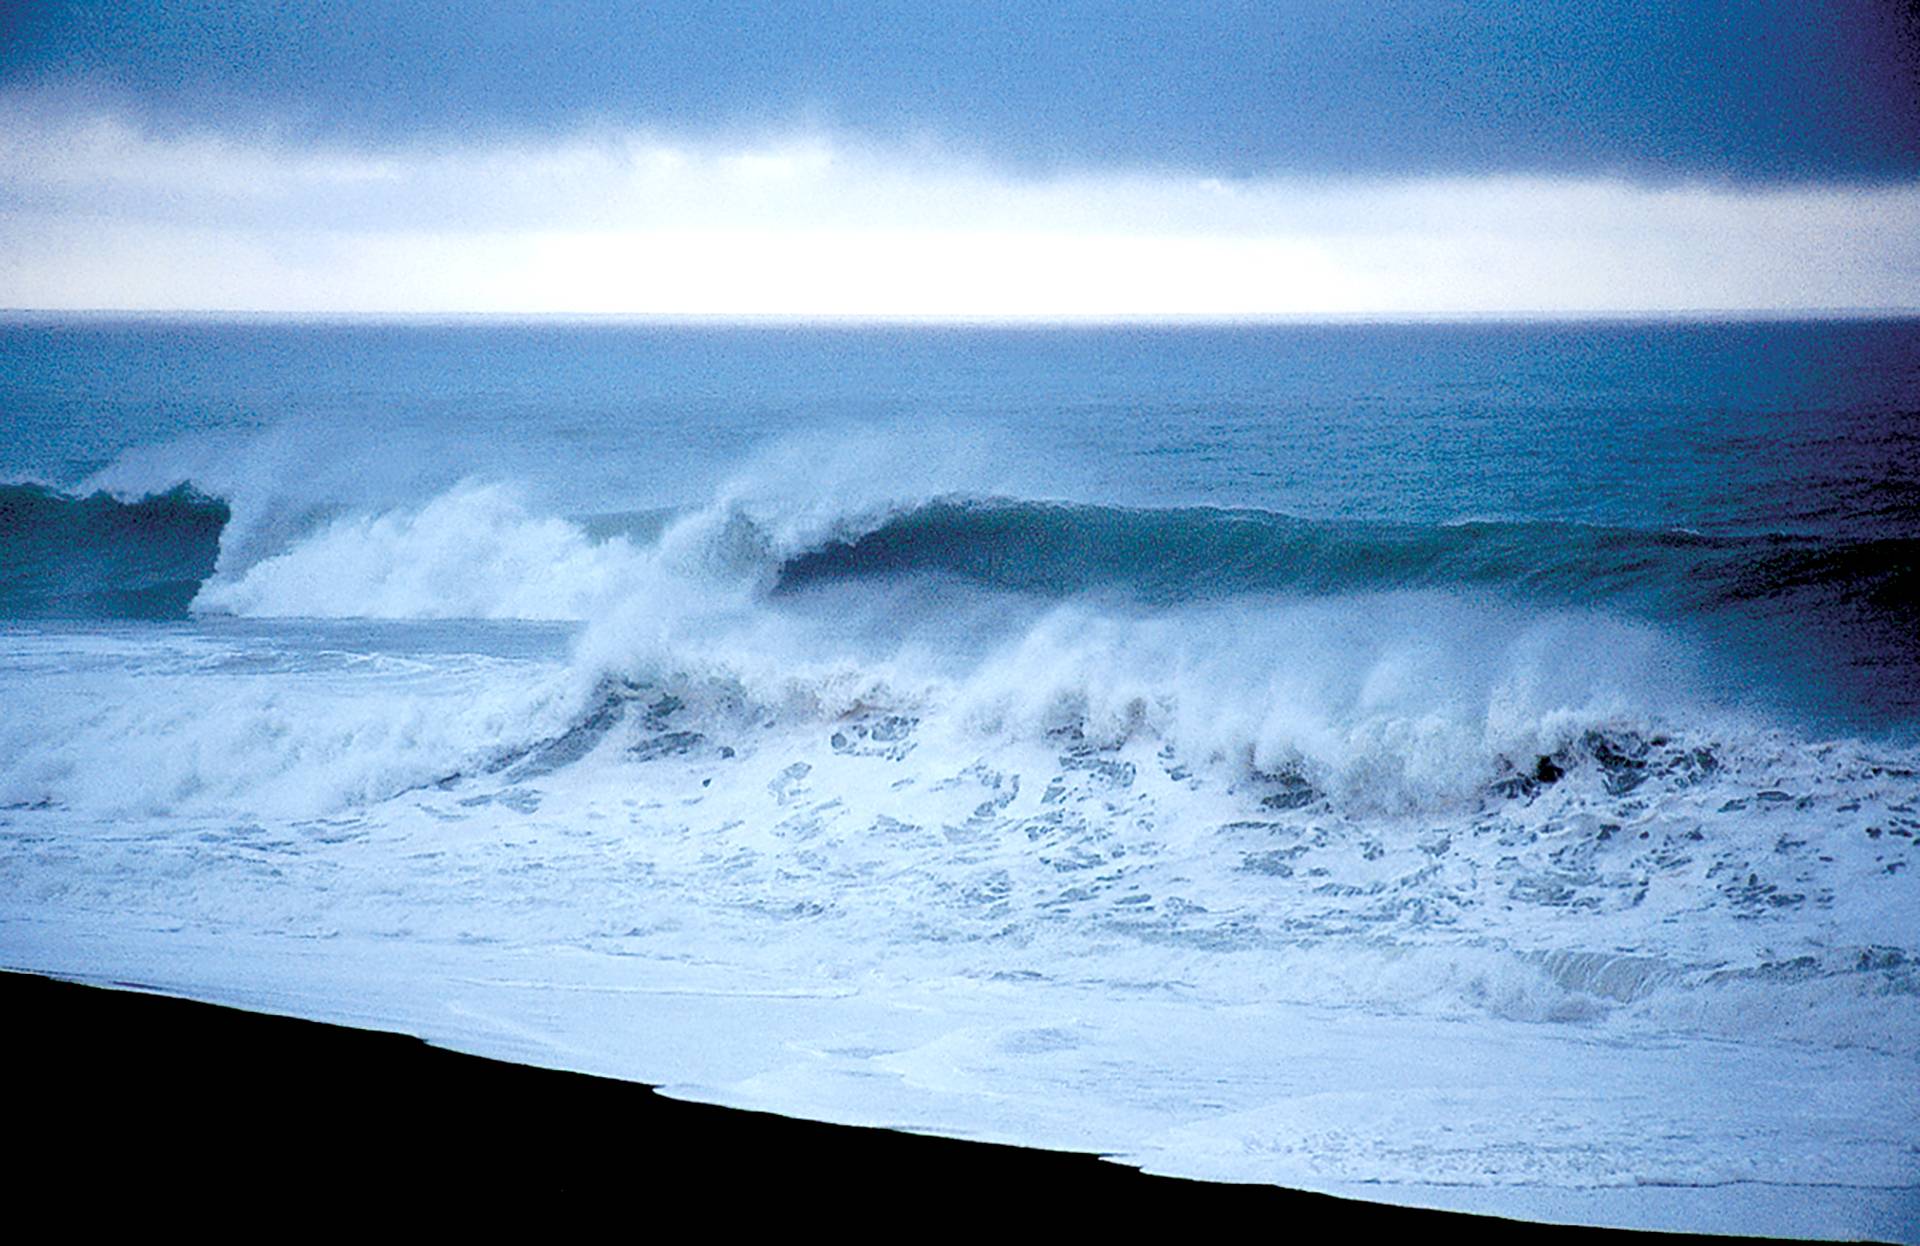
[14,478,1914,630]
[5,479,1915,1058]
[14,472,1915,735]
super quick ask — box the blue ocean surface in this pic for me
[2,316,1917,1237]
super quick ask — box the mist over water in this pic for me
[3,318,1917,1235]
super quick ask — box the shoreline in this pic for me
[1,968,1796,1240]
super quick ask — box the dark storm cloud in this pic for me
[2,1,1917,181]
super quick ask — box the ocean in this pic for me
[3,316,1917,1236]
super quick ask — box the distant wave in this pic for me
[0,483,228,619]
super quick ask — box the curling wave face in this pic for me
[0,483,228,619]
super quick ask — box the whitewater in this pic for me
[3,317,1916,1238]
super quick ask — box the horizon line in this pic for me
[7,307,1920,327]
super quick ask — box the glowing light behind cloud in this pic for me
[2,105,1917,316]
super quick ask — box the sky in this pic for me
[2,1,1918,316]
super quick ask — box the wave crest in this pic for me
[193,481,650,620]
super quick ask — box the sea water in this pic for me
[3,317,1916,1236]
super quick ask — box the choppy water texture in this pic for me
[2,318,1917,1238]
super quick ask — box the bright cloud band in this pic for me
[4,104,1918,316]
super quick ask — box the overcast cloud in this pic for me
[2,3,1916,314]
